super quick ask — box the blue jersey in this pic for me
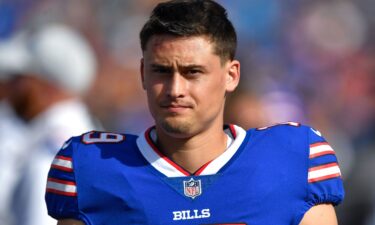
[45,123,344,225]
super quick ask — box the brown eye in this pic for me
[151,66,172,75]
[153,68,168,73]
[186,69,202,76]
[189,69,200,74]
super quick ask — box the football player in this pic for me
[46,0,344,224]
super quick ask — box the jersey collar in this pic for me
[136,124,247,177]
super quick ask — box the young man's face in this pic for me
[141,35,239,138]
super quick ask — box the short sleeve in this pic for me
[45,137,81,220]
[306,127,345,206]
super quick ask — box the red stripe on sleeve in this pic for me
[51,164,73,172]
[55,155,72,161]
[47,177,76,185]
[308,162,338,172]
[308,173,341,183]
[309,142,329,148]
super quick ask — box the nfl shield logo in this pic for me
[183,178,202,199]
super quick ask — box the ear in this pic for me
[140,58,146,90]
[225,60,240,92]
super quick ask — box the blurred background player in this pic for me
[0,37,28,225]
[0,23,99,225]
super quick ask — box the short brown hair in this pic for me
[140,0,237,63]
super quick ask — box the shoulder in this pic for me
[249,121,328,143]
[80,130,132,144]
[252,121,308,134]
[252,122,345,203]
[248,122,312,146]
[45,130,140,221]
[48,130,140,168]
[248,122,340,162]
[67,130,138,149]
[249,122,345,207]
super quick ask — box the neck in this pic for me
[155,123,228,174]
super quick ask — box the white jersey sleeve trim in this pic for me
[46,178,77,196]
[308,163,341,183]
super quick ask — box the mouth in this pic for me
[160,103,192,113]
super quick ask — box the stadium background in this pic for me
[0,0,374,224]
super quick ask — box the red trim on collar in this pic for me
[229,124,237,138]
[144,125,237,176]
[145,127,190,176]
[194,159,213,175]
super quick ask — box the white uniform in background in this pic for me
[0,23,98,225]
[0,101,28,225]
[12,99,98,225]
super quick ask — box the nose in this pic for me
[167,73,186,98]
